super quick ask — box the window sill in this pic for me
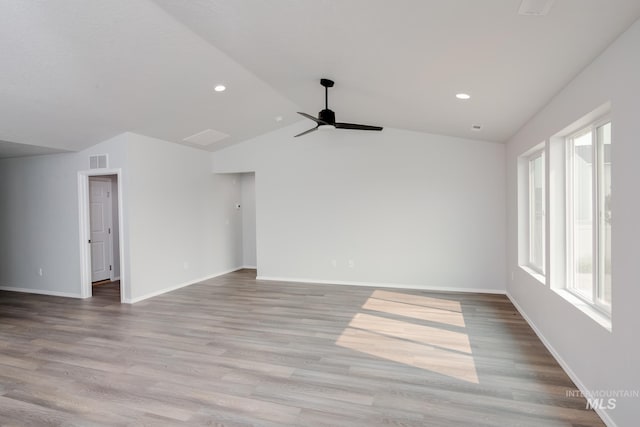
[552,288,612,332]
[519,265,546,285]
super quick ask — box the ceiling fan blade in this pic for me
[335,122,383,131]
[297,112,329,125]
[294,127,319,137]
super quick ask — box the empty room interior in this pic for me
[1,1,639,426]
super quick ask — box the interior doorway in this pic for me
[78,169,125,302]
[240,172,257,270]
[88,175,121,299]
[89,176,114,282]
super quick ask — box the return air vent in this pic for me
[89,154,108,169]
[183,128,229,146]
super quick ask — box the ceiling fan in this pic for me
[295,78,383,137]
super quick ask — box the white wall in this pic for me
[0,133,128,297]
[506,19,640,427]
[240,172,257,268]
[125,133,242,301]
[213,125,506,292]
[0,132,243,302]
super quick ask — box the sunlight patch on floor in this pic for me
[370,290,463,313]
[362,297,466,327]
[336,291,479,384]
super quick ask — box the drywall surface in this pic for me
[125,133,242,301]
[0,133,128,297]
[0,132,242,302]
[213,125,506,292]
[505,19,640,426]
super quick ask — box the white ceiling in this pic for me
[2,1,640,158]
[0,140,69,159]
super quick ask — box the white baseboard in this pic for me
[0,285,82,299]
[124,267,244,304]
[256,276,506,295]
[240,265,257,270]
[506,292,615,427]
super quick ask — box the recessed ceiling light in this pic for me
[275,115,283,122]
[456,93,471,100]
[214,84,226,92]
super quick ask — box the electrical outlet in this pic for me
[38,268,43,276]
[348,260,355,268]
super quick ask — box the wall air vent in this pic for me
[89,154,108,169]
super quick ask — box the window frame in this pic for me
[517,141,546,283]
[564,117,611,316]
[527,149,545,275]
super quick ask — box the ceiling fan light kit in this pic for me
[295,78,383,137]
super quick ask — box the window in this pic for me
[528,151,545,273]
[565,120,611,313]
[518,143,545,280]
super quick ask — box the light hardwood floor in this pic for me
[0,270,604,426]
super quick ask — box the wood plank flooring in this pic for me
[0,270,604,426]
[91,280,120,300]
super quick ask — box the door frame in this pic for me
[78,169,126,302]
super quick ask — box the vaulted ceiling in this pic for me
[2,1,640,158]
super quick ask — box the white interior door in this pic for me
[89,178,113,282]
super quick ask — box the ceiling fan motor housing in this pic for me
[318,109,336,125]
